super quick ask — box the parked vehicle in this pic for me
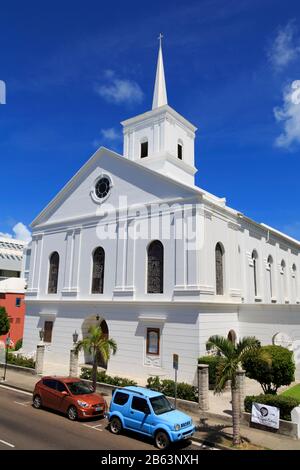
[107,386,195,449]
[33,376,107,420]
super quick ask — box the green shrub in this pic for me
[242,345,295,394]
[198,355,225,388]
[14,338,23,351]
[80,367,137,387]
[0,307,10,336]
[244,394,300,421]
[146,376,197,402]
[7,352,35,369]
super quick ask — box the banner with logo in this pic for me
[251,402,280,429]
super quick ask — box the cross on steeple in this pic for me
[158,33,163,47]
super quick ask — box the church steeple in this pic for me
[121,36,197,186]
[152,34,168,109]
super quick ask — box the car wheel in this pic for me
[67,406,78,421]
[33,395,42,409]
[110,416,122,434]
[155,430,170,450]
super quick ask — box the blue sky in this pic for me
[0,0,300,241]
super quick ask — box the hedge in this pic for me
[80,367,137,387]
[244,394,300,421]
[7,352,35,369]
[147,376,197,402]
[198,355,225,388]
[242,345,295,394]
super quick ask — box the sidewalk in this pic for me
[1,368,300,450]
[0,368,39,393]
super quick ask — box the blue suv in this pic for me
[107,386,195,449]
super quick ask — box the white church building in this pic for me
[22,42,300,383]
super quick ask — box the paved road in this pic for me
[0,385,211,451]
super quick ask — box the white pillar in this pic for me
[35,344,45,375]
[69,348,79,377]
[197,364,209,411]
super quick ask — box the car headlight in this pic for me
[77,400,89,408]
[174,424,180,431]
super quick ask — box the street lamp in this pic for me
[39,329,44,342]
[96,315,100,321]
[72,330,79,344]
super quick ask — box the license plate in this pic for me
[95,406,102,411]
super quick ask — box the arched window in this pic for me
[292,264,297,301]
[147,241,164,293]
[267,255,273,299]
[215,243,224,295]
[281,260,287,301]
[227,330,237,345]
[252,250,258,297]
[177,140,183,160]
[91,247,105,294]
[140,138,148,158]
[48,252,59,294]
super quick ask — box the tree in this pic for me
[74,325,117,391]
[0,307,10,336]
[242,345,295,395]
[206,335,260,446]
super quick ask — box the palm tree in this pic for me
[75,325,117,391]
[206,335,260,446]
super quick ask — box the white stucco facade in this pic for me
[22,45,300,384]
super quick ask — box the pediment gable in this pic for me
[31,147,201,228]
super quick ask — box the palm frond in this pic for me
[236,337,260,358]
[75,325,118,364]
[206,335,235,359]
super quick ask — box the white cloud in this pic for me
[268,21,300,70]
[95,71,144,105]
[0,232,12,239]
[100,127,121,141]
[0,222,31,243]
[274,81,300,149]
[13,222,32,243]
[93,127,122,148]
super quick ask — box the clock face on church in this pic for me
[95,176,110,199]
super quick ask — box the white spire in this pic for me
[152,33,168,109]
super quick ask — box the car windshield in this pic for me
[150,395,174,415]
[67,381,94,395]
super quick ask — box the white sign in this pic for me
[251,402,280,429]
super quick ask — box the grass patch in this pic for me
[281,384,300,401]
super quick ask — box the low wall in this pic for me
[81,378,199,411]
[241,411,298,439]
[2,363,36,375]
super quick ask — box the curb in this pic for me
[191,434,234,451]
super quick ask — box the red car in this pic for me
[33,376,107,420]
